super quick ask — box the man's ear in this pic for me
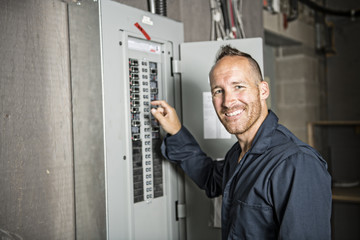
[259,80,270,100]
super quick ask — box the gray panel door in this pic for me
[180,38,263,240]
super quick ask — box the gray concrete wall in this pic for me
[263,2,327,143]
[275,47,324,142]
[0,0,75,239]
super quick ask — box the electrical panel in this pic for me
[100,1,183,239]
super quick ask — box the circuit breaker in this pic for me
[128,40,163,203]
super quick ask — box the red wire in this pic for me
[229,0,236,38]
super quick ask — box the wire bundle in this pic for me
[210,0,246,41]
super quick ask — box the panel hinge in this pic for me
[175,201,186,220]
[171,59,181,75]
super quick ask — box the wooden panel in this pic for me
[0,0,75,239]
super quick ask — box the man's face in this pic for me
[210,56,267,136]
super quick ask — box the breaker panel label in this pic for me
[128,38,161,54]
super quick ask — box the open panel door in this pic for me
[180,38,263,240]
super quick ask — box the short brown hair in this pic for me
[213,45,263,82]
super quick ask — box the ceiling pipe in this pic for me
[148,0,156,14]
[155,0,167,16]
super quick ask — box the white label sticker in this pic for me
[203,92,231,139]
[128,37,161,54]
[142,15,154,26]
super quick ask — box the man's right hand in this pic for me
[151,100,181,135]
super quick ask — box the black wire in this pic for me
[299,0,360,18]
[287,0,299,22]
[220,0,230,34]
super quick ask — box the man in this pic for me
[151,45,331,239]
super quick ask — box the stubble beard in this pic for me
[220,98,262,136]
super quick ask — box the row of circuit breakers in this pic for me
[128,58,163,203]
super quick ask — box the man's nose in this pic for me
[222,90,236,108]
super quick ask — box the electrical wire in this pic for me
[210,0,226,40]
[221,0,231,36]
[286,0,299,22]
[229,0,237,38]
[209,0,246,40]
[210,0,216,40]
[235,0,246,38]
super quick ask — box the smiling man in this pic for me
[151,45,331,239]
[209,49,269,162]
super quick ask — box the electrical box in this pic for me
[100,1,183,239]
[98,0,263,239]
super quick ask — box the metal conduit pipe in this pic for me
[155,0,167,16]
[148,0,156,14]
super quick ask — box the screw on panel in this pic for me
[119,41,122,46]
[123,156,126,160]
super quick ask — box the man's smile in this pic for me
[224,108,244,117]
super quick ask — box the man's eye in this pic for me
[235,85,244,89]
[213,89,223,95]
